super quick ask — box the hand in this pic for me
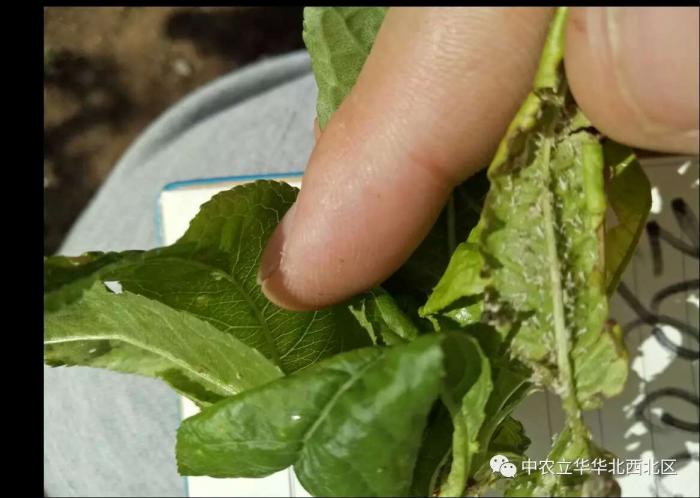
[258,7,699,310]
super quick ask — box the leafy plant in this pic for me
[44,7,651,497]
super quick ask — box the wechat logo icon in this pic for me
[490,454,517,478]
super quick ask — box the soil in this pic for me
[44,7,305,255]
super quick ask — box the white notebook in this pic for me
[157,159,698,498]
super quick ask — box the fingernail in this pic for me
[257,201,297,285]
[604,7,699,135]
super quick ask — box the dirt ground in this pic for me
[44,7,305,255]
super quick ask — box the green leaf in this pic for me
[176,181,371,372]
[411,336,532,497]
[348,287,419,345]
[603,140,651,295]
[101,250,370,375]
[45,282,283,407]
[571,319,628,410]
[488,416,531,455]
[420,227,487,319]
[410,402,454,497]
[465,358,532,495]
[45,181,371,375]
[390,292,441,334]
[476,7,626,433]
[439,333,493,497]
[44,250,143,312]
[176,335,445,497]
[302,7,388,129]
[477,360,532,447]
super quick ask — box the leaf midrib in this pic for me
[540,132,586,438]
[45,334,237,396]
[161,256,284,368]
[301,352,383,445]
[539,137,572,393]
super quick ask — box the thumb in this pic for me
[258,7,554,310]
[565,7,699,154]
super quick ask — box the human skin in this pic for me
[258,7,699,311]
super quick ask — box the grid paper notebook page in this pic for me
[157,158,698,498]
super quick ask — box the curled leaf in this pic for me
[603,140,651,295]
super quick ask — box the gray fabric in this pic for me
[45,50,317,497]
